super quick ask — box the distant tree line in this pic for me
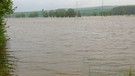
[10,8,81,18]
[112,6,135,15]
[28,12,39,17]
[42,9,81,17]
[13,12,38,18]
[7,5,135,18]
[87,6,135,16]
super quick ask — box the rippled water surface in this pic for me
[7,16,135,76]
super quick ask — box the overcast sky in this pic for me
[12,0,135,12]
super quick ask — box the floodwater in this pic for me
[6,16,135,76]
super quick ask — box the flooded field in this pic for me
[6,16,135,76]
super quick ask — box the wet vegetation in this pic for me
[87,66,135,76]
[0,0,14,76]
[0,38,17,75]
[0,0,13,48]
[0,49,17,76]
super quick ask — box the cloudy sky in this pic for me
[12,0,135,12]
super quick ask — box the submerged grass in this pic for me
[129,66,133,76]
[87,66,134,76]
[0,49,17,76]
[0,49,9,76]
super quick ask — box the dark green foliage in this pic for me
[112,6,135,15]
[49,10,55,17]
[42,9,79,18]
[0,49,17,76]
[79,6,115,16]
[54,9,77,17]
[0,0,13,17]
[120,9,126,15]
[0,49,9,76]
[106,10,113,16]
[92,12,97,16]
[66,9,76,17]
[0,0,13,75]
[0,20,7,48]
[0,0,13,48]
[81,5,135,16]
[42,11,49,17]
[29,12,38,17]
[55,9,66,17]
[98,10,114,16]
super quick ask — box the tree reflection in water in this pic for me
[0,48,17,76]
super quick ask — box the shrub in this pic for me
[0,0,13,48]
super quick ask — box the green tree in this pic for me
[29,12,38,17]
[103,11,107,16]
[43,11,49,17]
[49,10,55,17]
[92,12,97,16]
[0,0,13,48]
[107,10,113,16]
[120,8,126,15]
[66,9,76,17]
[0,0,13,76]
[112,6,135,15]
[55,9,66,17]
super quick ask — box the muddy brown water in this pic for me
[6,16,135,76]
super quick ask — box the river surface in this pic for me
[6,16,135,76]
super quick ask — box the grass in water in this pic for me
[129,65,132,76]
[87,65,134,76]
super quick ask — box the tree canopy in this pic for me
[0,0,13,17]
[29,12,39,17]
[112,6,135,15]
[42,9,81,18]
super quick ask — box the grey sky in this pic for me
[12,0,135,12]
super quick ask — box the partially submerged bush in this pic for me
[0,0,13,48]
